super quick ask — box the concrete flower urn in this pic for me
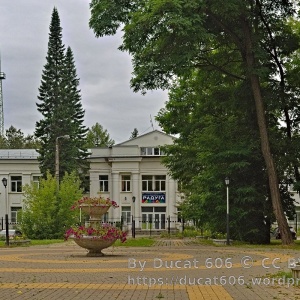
[65,197,127,257]
[72,236,117,257]
[80,204,110,220]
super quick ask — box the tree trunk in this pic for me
[242,19,293,245]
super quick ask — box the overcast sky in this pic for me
[0,1,168,143]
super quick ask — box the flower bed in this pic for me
[71,196,119,210]
[66,196,127,256]
[65,223,127,243]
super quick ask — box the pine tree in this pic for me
[35,7,88,181]
[60,46,89,175]
[85,122,115,147]
[130,128,139,139]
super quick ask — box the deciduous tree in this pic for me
[89,0,299,244]
[21,172,82,239]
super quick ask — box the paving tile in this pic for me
[0,239,299,299]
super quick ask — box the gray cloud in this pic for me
[0,1,168,143]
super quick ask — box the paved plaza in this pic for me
[1,239,300,299]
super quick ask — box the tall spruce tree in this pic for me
[35,7,88,181]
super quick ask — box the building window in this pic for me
[99,175,109,192]
[177,181,184,192]
[155,175,166,191]
[11,176,22,192]
[121,175,131,192]
[122,206,131,224]
[142,175,153,191]
[140,147,165,156]
[141,207,166,230]
[142,175,166,191]
[32,176,40,189]
[83,175,90,193]
[154,148,160,155]
[11,207,22,223]
[177,208,182,222]
[102,212,109,222]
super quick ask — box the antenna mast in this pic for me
[150,115,154,131]
[0,54,5,135]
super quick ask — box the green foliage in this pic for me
[156,71,274,244]
[130,128,139,139]
[21,172,82,239]
[85,122,115,147]
[5,126,26,148]
[29,239,65,246]
[35,8,88,180]
[179,228,207,238]
[0,126,40,149]
[89,0,300,244]
[113,237,155,247]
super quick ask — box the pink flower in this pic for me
[70,196,119,211]
[64,224,127,243]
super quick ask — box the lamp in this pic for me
[225,177,230,245]
[2,177,8,246]
[132,196,136,238]
[2,177,8,216]
[225,177,229,186]
[2,177,7,188]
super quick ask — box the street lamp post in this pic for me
[2,177,8,246]
[2,177,7,215]
[225,177,230,245]
[55,135,70,190]
[132,196,136,238]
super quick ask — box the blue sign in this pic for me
[142,193,166,203]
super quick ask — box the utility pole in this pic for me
[0,54,6,135]
[55,135,70,191]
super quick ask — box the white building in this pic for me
[1,130,299,233]
[0,130,183,232]
[0,149,41,224]
[89,130,182,233]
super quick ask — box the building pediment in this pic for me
[116,130,175,147]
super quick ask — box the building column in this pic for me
[168,177,177,230]
[111,172,119,219]
[167,177,176,216]
[89,172,100,197]
[132,173,140,228]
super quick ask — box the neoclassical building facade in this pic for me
[0,149,40,224]
[0,130,183,232]
[89,130,182,232]
[1,130,300,232]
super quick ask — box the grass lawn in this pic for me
[1,236,299,249]
[114,237,155,247]
[194,237,300,249]
[0,239,65,247]
[0,237,155,248]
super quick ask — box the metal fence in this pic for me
[1,215,185,238]
[1,216,20,231]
